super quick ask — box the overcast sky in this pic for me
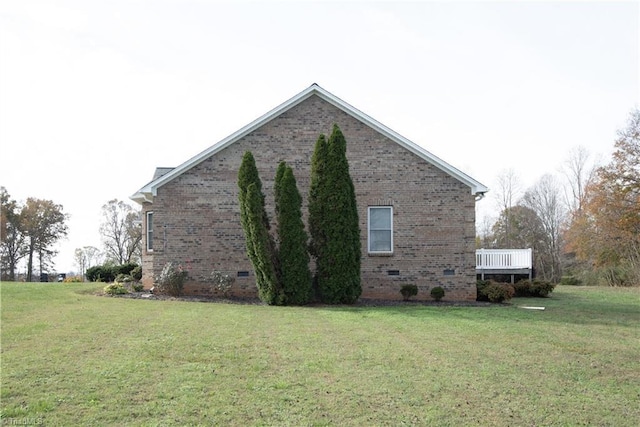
[1,0,638,274]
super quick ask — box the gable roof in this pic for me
[152,167,175,181]
[131,84,488,204]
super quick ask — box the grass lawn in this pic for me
[1,283,639,426]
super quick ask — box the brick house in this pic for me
[131,84,488,301]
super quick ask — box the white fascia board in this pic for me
[130,191,152,205]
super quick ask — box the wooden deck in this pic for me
[476,248,533,282]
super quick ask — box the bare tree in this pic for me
[493,169,522,247]
[522,174,566,282]
[491,205,545,250]
[74,246,102,278]
[99,200,142,265]
[560,146,598,215]
[84,245,102,269]
[475,212,496,248]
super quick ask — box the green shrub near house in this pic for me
[130,265,143,281]
[430,286,445,301]
[86,263,140,283]
[477,280,514,303]
[485,283,515,303]
[86,265,115,283]
[154,262,188,297]
[400,284,418,301]
[514,279,556,297]
[476,280,490,301]
[211,270,235,298]
[103,282,128,295]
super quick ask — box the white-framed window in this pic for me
[146,211,154,252]
[368,206,393,253]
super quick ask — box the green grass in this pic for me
[1,283,639,426]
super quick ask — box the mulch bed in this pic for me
[106,291,494,307]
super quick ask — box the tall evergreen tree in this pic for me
[237,151,281,304]
[308,134,328,262]
[308,134,328,301]
[274,161,287,217]
[245,183,281,304]
[238,151,261,276]
[275,162,312,305]
[310,125,361,304]
[238,151,268,232]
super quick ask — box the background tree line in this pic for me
[1,187,68,281]
[477,108,640,286]
[1,190,142,281]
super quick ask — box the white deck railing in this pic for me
[476,248,532,270]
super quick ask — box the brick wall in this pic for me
[141,95,477,301]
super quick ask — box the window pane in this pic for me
[370,230,391,251]
[368,206,393,253]
[147,212,153,251]
[370,208,391,229]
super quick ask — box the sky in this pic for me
[1,0,638,274]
